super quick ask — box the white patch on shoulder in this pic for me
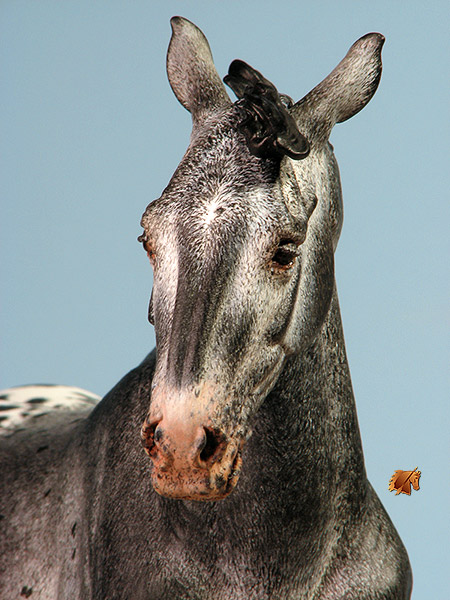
[0,384,101,434]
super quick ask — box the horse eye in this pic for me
[146,243,156,265]
[139,235,156,265]
[270,239,299,271]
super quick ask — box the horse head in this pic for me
[140,17,384,501]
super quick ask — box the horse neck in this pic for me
[241,286,367,515]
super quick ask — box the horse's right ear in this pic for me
[167,17,231,125]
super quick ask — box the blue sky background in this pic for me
[1,2,448,596]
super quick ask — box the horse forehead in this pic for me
[148,164,281,239]
[167,185,277,250]
[143,113,287,243]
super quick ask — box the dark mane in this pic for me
[224,59,310,160]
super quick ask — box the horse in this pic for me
[0,16,412,599]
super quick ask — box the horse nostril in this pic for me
[200,427,224,463]
[154,425,163,443]
[141,418,158,456]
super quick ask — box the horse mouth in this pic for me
[149,444,244,501]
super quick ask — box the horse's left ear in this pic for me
[291,33,385,146]
[167,17,231,125]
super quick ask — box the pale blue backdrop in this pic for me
[1,2,448,597]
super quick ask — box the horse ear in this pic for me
[291,33,385,145]
[167,17,231,125]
